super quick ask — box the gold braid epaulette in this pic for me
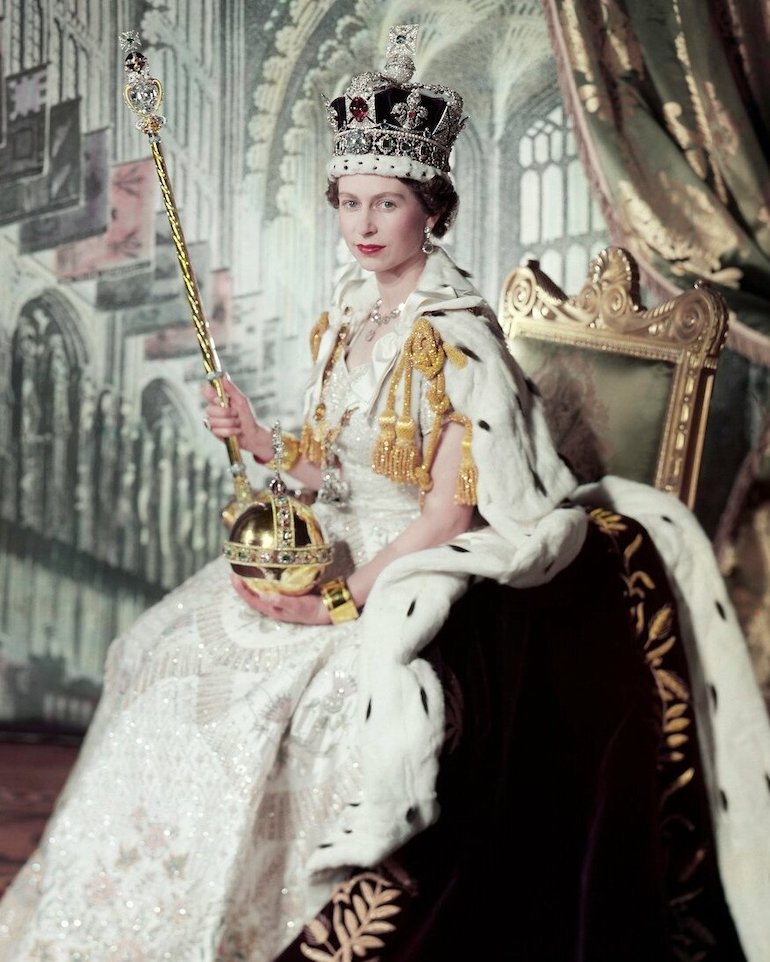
[371,316,478,505]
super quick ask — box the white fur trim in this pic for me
[327,153,447,182]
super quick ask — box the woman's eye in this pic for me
[380,200,396,209]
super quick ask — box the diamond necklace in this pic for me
[365,298,404,341]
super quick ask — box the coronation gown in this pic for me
[0,355,419,962]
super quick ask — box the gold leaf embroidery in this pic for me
[660,766,696,807]
[664,716,691,733]
[623,532,643,564]
[665,702,688,719]
[588,507,628,534]
[589,511,695,810]
[646,636,677,665]
[667,733,689,748]
[305,917,331,945]
[625,569,656,595]
[299,946,335,962]
[655,668,690,701]
[648,605,674,643]
[299,871,402,961]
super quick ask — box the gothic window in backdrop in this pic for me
[9,296,85,543]
[517,105,608,292]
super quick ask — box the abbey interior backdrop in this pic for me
[0,0,763,732]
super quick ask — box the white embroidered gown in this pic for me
[0,357,420,962]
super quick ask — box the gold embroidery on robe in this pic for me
[298,870,403,960]
[588,508,695,793]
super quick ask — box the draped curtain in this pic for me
[542,0,770,543]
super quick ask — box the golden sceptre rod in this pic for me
[118,29,253,524]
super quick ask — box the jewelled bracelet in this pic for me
[320,578,359,624]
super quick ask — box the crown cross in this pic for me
[387,25,418,57]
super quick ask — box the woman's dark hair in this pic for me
[326,175,459,238]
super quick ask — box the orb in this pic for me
[222,482,332,596]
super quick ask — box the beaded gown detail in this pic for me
[0,358,420,962]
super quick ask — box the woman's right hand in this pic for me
[202,377,273,462]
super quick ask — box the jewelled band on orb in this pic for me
[223,542,334,568]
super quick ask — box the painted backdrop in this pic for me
[0,0,753,732]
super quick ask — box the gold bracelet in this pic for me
[265,432,301,472]
[320,577,359,624]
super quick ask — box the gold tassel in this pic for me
[372,409,397,476]
[450,414,478,506]
[391,413,419,483]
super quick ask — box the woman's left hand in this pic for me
[230,574,330,625]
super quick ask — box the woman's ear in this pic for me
[426,214,438,233]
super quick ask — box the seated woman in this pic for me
[1,25,769,962]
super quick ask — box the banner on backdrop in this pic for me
[18,126,109,252]
[0,65,48,181]
[54,157,156,281]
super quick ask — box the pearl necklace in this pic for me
[365,298,404,341]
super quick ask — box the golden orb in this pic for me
[223,480,332,596]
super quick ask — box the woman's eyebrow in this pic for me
[339,191,406,201]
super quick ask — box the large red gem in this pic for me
[350,97,369,122]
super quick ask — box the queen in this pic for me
[2,24,769,962]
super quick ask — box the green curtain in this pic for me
[543,0,770,538]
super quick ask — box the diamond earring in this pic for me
[421,225,435,255]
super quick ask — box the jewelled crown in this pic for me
[326,24,465,182]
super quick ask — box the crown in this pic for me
[326,24,465,182]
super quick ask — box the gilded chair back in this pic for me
[498,247,729,508]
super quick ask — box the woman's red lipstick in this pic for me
[357,244,384,254]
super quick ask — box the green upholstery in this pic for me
[509,339,675,486]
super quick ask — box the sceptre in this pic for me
[119,29,252,525]
[118,30,332,594]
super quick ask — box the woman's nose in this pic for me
[357,209,376,236]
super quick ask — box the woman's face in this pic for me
[336,174,436,280]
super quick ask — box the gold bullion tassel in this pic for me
[390,361,420,483]
[449,413,478,505]
[372,408,397,475]
[392,413,419,482]
[372,346,407,477]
